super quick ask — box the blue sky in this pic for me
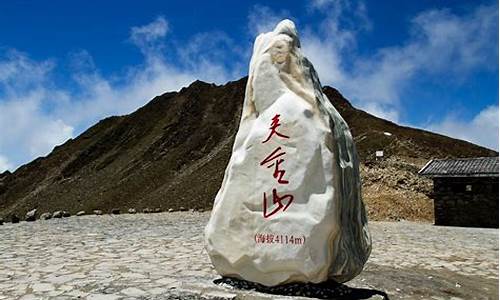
[0,0,498,171]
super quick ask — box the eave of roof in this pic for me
[418,156,499,177]
[423,173,499,178]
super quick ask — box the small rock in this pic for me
[40,212,52,220]
[86,294,121,300]
[128,208,137,214]
[52,211,63,218]
[179,207,187,211]
[111,208,120,215]
[168,208,174,212]
[189,208,195,212]
[197,208,204,212]
[143,208,152,214]
[93,210,103,216]
[62,211,71,217]
[32,283,55,292]
[25,209,37,222]
[154,208,162,213]
[11,214,20,223]
[121,287,147,297]
[76,211,86,216]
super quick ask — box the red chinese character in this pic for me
[260,147,289,184]
[260,147,286,165]
[255,233,266,243]
[272,159,288,184]
[265,234,275,244]
[263,188,294,218]
[262,114,289,143]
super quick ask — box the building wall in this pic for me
[433,177,498,228]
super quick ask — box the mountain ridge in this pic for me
[0,77,496,220]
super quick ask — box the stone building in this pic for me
[419,157,498,228]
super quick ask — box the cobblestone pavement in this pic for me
[0,212,497,299]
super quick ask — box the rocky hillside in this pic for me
[0,77,496,221]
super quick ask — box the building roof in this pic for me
[419,157,499,178]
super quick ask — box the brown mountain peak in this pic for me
[0,77,496,220]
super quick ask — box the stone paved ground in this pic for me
[0,212,497,300]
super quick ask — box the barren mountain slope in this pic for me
[0,77,496,221]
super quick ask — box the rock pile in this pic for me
[361,157,434,221]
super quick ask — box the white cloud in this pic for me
[299,2,498,124]
[425,105,499,150]
[0,50,55,93]
[0,95,74,167]
[411,6,498,73]
[130,16,169,54]
[0,52,74,170]
[361,103,400,123]
[56,32,242,130]
[309,0,333,9]
[250,3,497,145]
[0,17,243,171]
[0,5,497,172]
[247,5,292,35]
[0,155,13,173]
[174,31,246,82]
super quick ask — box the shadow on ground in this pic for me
[214,277,389,300]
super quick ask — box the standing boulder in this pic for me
[93,210,103,216]
[0,217,4,225]
[128,208,137,214]
[205,20,371,286]
[111,208,120,215]
[76,211,86,216]
[62,211,71,217]
[25,209,37,222]
[52,211,63,218]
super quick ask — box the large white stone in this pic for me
[204,19,371,286]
